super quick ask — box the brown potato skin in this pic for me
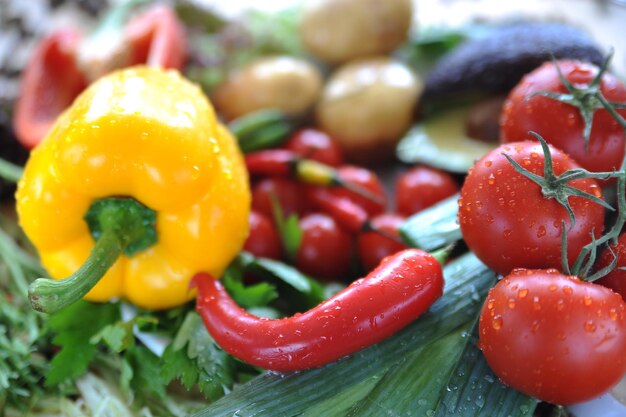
[213,56,323,121]
[316,57,422,164]
[300,0,413,64]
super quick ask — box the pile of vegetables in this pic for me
[1,0,626,416]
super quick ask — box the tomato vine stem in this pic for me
[533,50,626,151]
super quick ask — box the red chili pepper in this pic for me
[125,4,186,70]
[13,29,87,149]
[246,149,384,204]
[245,149,295,177]
[194,248,444,371]
[306,186,369,234]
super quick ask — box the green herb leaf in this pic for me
[252,257,327,309]
[270,196,302,262]
[229,109,293,152]
[45,301,120,386]
[90,315,158,353]
[162,312,237,402]
[222,273,278,308]
[125,344,166,397]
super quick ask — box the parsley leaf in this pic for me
[45,301,119,386]
[161,312,237,401]
[91,315,158,353]
[125,344,166,397]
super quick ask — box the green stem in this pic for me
[28,197,157,314]
[28,229,123,314]
[0,158,24,183]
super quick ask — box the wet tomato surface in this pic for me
[458,141,605,275]
[479,268,626,405]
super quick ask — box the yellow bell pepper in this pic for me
[16,66,250,312]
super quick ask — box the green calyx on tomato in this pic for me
[532,51,626,150]
[503,132,616,229]
[502,133,626,279]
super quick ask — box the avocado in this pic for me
[421,21,604,108]
[396,106,496,173]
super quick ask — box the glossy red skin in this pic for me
[459,141,605,275]
[252,177,310,219]
[331,166,387,216]
[358,213,408,272]
[126,4,187,70]
[500,60,626,175]
[596,233,626,300]
[245,149,294,177]
[296,213,353,280]
[395,166,458,216]
[305,186,369,234]
[284,128,345,167]
[479,269,626,405]
[194,248,444,371]
[13,29,87,149]
[243,210,283,260]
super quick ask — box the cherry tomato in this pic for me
[243,210,283,260]
[479,268,626,405]
[252,177,310,219]
[459,141,605,275]
[595,233,626,301]
[296,213,353,280]
[394,166,458,216]
[332,165,387,216]
[357,213,407,272]
[500,60,626,175]
[284,128,345,167]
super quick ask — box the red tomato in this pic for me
[479,269,626,405]
[296,213,353,280]
[243,210,283,260]
[394,166,458,216]
[459,141,605,275]
[357,213,407,272]
[595,233,626,301]
[251,178,309,219]
[284,128,345,167]
[500,60,626,175]
[332,166,387,216]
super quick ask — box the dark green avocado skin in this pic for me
[422,21,604,106]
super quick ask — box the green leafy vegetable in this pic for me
[433,322,538,416]
[400,193,462,251]
[45,301,120,386]
[270,194,302,263]
[161,312,238,401]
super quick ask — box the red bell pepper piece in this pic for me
[13,4,186,149]
[13,29,87,149]
[126,4,186,70]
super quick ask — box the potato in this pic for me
[300,0,413,64]
[316,57,422,163]
[212,56,323,121]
